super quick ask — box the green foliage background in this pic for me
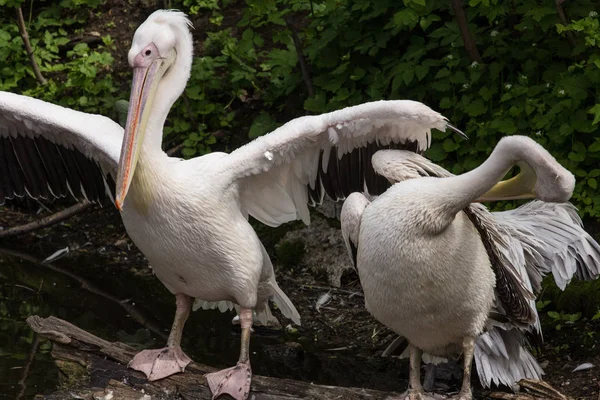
[1,0,600,216]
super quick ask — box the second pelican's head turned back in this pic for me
[116,10,194,210]
[477,136,575,204]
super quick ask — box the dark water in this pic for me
[0,245,272,398]
[0,244,404,399]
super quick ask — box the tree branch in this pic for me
[16,7,46,85]
[555,0,576,48]
[166,142,185,156]
[286,19,314,97]
[450,0,481,62]
[0,200,92,239]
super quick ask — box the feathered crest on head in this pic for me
[149,9,194,30]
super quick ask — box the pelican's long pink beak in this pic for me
[115,44,162,211]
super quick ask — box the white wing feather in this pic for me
[372,149,454,182]
[474,328,543,389]
[493,201,600,290]
[222,100,452,227]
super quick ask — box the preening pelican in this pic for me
[0,10,465,400]
[341,136,600,400]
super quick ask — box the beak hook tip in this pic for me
[447,123,468,140]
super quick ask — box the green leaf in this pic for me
[588,104,600,125]
[439,97,452,109]
[431,81,450,92]
[479,86,494,101]
[248,111,277,139]
[350,67,366,81]
[182,147,196,157]
[575,168,588,177]
[547,311,560,320]
[568,151,585,162]
[425,142,447,162]
[415,65,429,81]
[442,138,459,152]
[489,62,504,78]
[589,140,600,152]
[490,119,517,134]
[465,99,487,117]
[391,75,403,94]
[559,124,573,136]
[304,94,327,113]
[573,141,586,154]
[403,69,414,85]
[392,9,419,28]
[435,68,450,79]
[589,169,600,178]
[419,14,440,31]
[569,312,581,322]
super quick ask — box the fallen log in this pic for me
[27,315,401,400]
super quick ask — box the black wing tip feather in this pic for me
[0,133,114,206]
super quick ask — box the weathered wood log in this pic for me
[27,315,402,400]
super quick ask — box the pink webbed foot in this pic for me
[206,361,252,400]
[128,346,192,381]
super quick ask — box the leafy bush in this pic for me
[185,0,600,216]
[0,2,117,116]
[3,0,600,217]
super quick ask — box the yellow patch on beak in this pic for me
[477,177,536,202]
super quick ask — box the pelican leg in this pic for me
[454,336,475,400]
[129,293,193,381]
[408,345,425,400]
[231,304,281,329]
[206,307,253,400]
[391,345,447,400]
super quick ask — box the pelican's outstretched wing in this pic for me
[221,100,461,227]
[0,92,123,204]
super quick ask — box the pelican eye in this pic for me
[145,49,152,56]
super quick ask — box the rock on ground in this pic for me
[278,206,352,288]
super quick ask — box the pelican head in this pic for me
[115,10,193,210]
[477,136,575,203]
[477,162,539,201]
